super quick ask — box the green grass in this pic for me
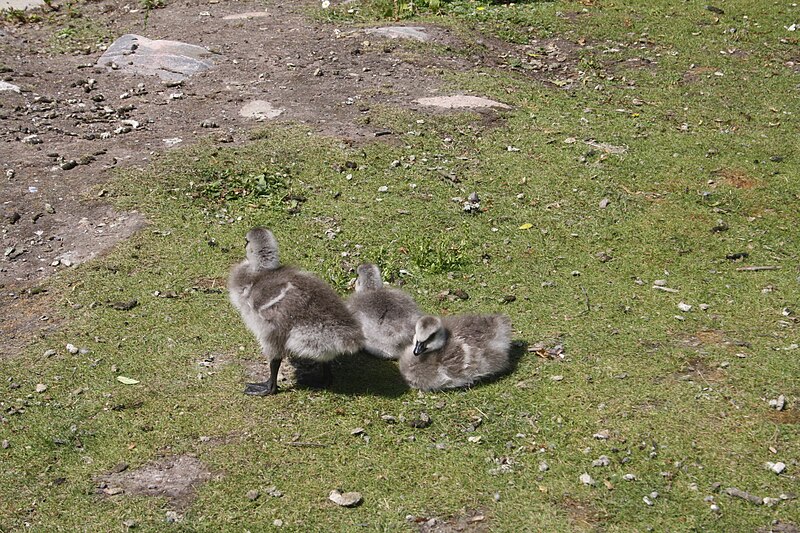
[2,0,799,530]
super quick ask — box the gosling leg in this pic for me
[244,358,281,396]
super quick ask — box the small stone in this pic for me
[599,198,610,209]
[551,375,564,382]
[200,119,219,128]
[43,349,57,357]
[580,473,595,486]
[273,519,283,527]
[328,489,363,507]
[763,497,780,507]
[45,203,55,214]
[769,395,786,411]
[266,486,283,498]
[467,436,482,443]
[595,251,612,263]
[35,383,48,393]
[678,302,692,312]
[539,461,549,472]
[1,439,9,449]
[350,427,366,436]
[770,462,786,474]
[61,160,78,171]
[643,496,654,506]
[111,462,129,473]
[623,474,637,481]
[408,412,431,428]
[381,415,397,424]
[165,511,181,523]
[246,490,260,501]
[650,491,659,499]
[592,455,610,467]
[199,436,211,442]
[593,430,610,440]
[700,304,710,311]
[122,519,136,528]
[710,504,720,512]
[377,186,389,193]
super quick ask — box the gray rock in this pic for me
[0,0,43,10]
[329,489,362,507]
[246,489,259,500]
[579,473,595,486]
[97,35,216,82]
[365,26,430,42]
[239,100,283,120]
[416,95,511,110]
[592,455,610,467]
[0,80,21,93]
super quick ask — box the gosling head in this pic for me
[245,227,280,271]
[412,316,447,356]
[354,263,383,293]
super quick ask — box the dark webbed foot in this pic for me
[243,358,281,396]
[244,381,277,396]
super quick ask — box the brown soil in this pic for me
[96,454,214,510]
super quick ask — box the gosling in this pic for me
[346,263,423,360]
[399,314,512,391]
[228,227,363,395]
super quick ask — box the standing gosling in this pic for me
[228,227,364,395]
[346,263,423,360]
[399,314,512,391]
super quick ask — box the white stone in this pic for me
[415,96,511,110]
[365,26,429,42]
[222,11,269,20]
[678,302,692,312]
[239,100,284,120]
[579,473,595,485]
[0,81,21,93]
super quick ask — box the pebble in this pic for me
[678,302,692,312]
[592,455,610,467]
[273,519,283,527]
[377,186,388,193]
[769,395,786,411]
[61,160,78,171]
[66,343,79,354]
[623,474,637,481]
[550,375,564,382]
[43,349,57,357]
[201,119,218,128]
[35,383,48,393]
[246,489,259,501]
[266,486,283,498]
[539,461,549,472]
[328,489,363,507]
[643,496,654,506]
[165,511,181,523]
[579,473,595,486]
[767,462,786,474]
[593,430,610,440]
[710,504,720,512]
[599,198,610,209]
[2,439,9,449]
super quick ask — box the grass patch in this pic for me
[2,0,799,531]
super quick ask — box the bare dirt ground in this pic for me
[0,0,582,354]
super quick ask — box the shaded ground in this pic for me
[1,0,585,354]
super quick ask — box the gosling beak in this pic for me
[413,341,425,356]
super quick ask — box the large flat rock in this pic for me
[365,26,429,42]
[416,95,511,109]
[96,34,215,82]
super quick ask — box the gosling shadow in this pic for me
[327,351,409,398]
